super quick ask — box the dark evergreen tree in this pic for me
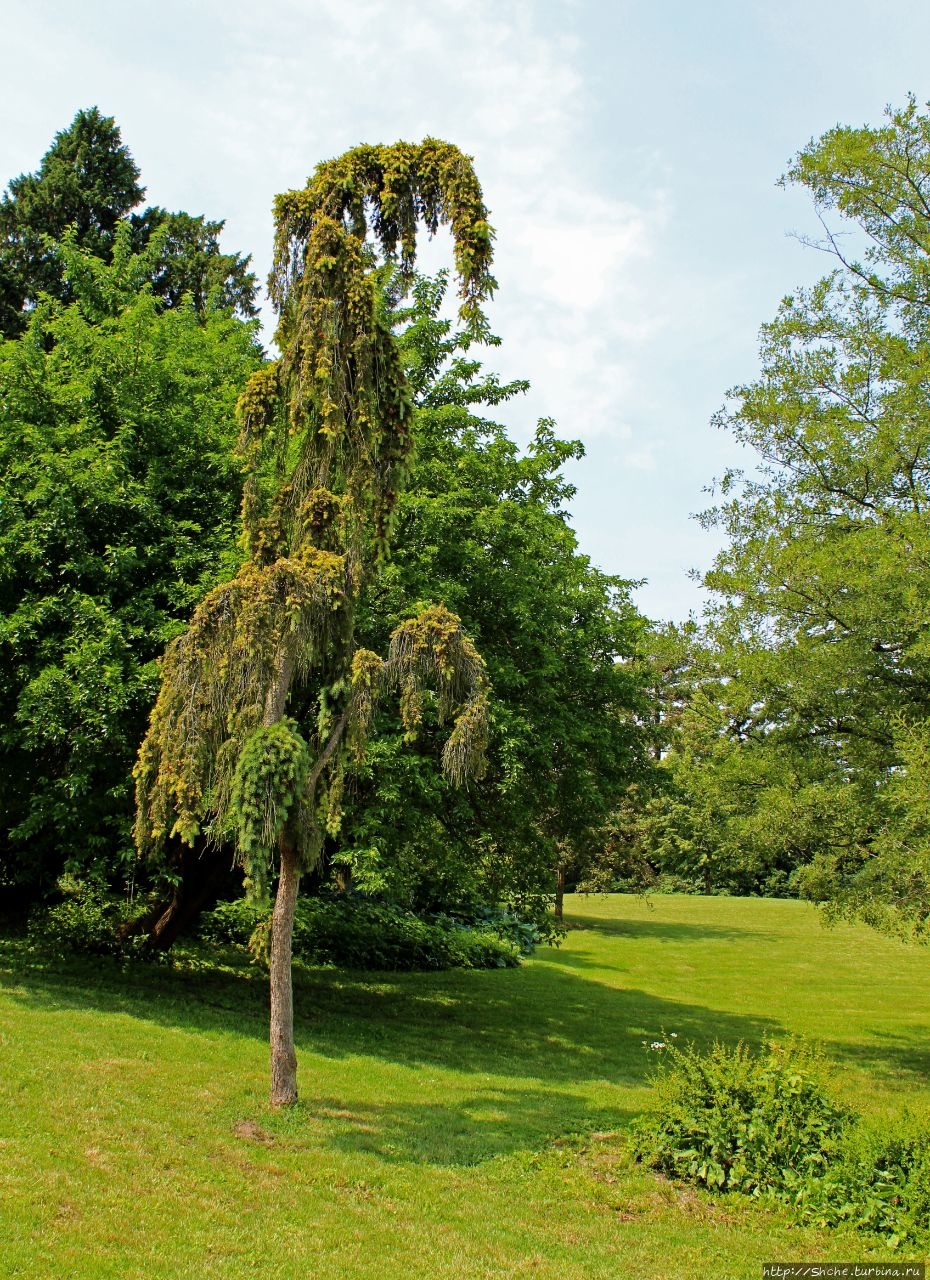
[0,107,256,337]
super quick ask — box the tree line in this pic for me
[624,96,930,941]
[4,97,930,977]
[0,110,649,967]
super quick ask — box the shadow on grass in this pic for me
[565,911,779,945]
[259,1088,641,1169]
[0,936,780,1091]
[826,1028,930,1088]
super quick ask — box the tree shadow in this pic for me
[825,1028,930,1090]
[0,937,781,1090]
[565,912,779,944]
[253,1087,641,1169]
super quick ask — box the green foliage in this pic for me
[633,1037,930,1250]
[136,144,497,899]
[633,1039,846,1196]
[0,241,262,891]
[340,272,651,915]
[644,98,930,919]
[127,206,257,318]
[0,107,256,337]
[806,1117,930,1247]
[27,874,141,956]
[228,720,311,889]
[0,107,143,335]
[199,895,521,971]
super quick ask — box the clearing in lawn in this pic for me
[1,893,928,1279]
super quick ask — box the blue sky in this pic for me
[4,0,930,621]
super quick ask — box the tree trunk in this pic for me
[554,865,566,922]
[117,839,229,952]
[703,862,712,896]
[269,835,301,1107]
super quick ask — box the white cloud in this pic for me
[181,0,667,456]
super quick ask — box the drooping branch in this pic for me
[384,603,490,786]
[133,547,347,856]
[133,140,497,1107]
[135,140,496,875]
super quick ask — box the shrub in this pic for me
[199,895,522,971]
[454,904,546,955]
[633,1038,930,1250]
[197,896,267,947]
[632,1039,847,1197]
[806,1118,930,1248]
[27,874,141,956]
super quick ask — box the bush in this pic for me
[27,874,142,956]
[632,1039,847,1197]
[633,1038,930,1250]
[454,904,547,955]
[806,1118,930,1248]
[198,897,267,947]
[199,895,522,971]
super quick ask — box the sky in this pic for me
[3,0,930,622]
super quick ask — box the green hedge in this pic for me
[199,895,522,971]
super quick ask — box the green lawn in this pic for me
[1,894,928,1278]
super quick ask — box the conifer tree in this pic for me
[135,141,496,1105]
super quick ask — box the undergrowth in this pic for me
[632,1038,930,1251]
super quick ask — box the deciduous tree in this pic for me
[681,97,930,926]
[0,227,262,895]
[340,272,650,924]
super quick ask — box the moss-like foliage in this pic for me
[228,720,311,894]
[134,141,495,883]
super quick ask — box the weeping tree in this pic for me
[134,141,495,1105]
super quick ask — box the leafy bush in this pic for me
[454,904,547,955]
[28,874,141,956]
[633,1038,930,1249]
[632,1039,847,1196]
[199,895,522,971]
[806,1118,930,1248]
[198,897,267,947]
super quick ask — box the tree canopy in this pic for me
[647,96,930,930]
[0,107,257,338]
[0,228,262,896]
[340,272,650,921]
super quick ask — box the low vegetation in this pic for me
[634,1038,930,1250]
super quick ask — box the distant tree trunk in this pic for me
[554,865,566,922]
[269,835,300,1107]
[703,862,712,896]
[118,839,227,951]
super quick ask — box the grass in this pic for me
[1,893,928,1278]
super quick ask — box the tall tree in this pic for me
[685,97,930,927]
[340,272,650,924]
[0,107,257,336]
[0,226,262,896]
[135,141,496,1105]
[0,107,143,335]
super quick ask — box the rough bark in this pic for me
[269,834,301,1107]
